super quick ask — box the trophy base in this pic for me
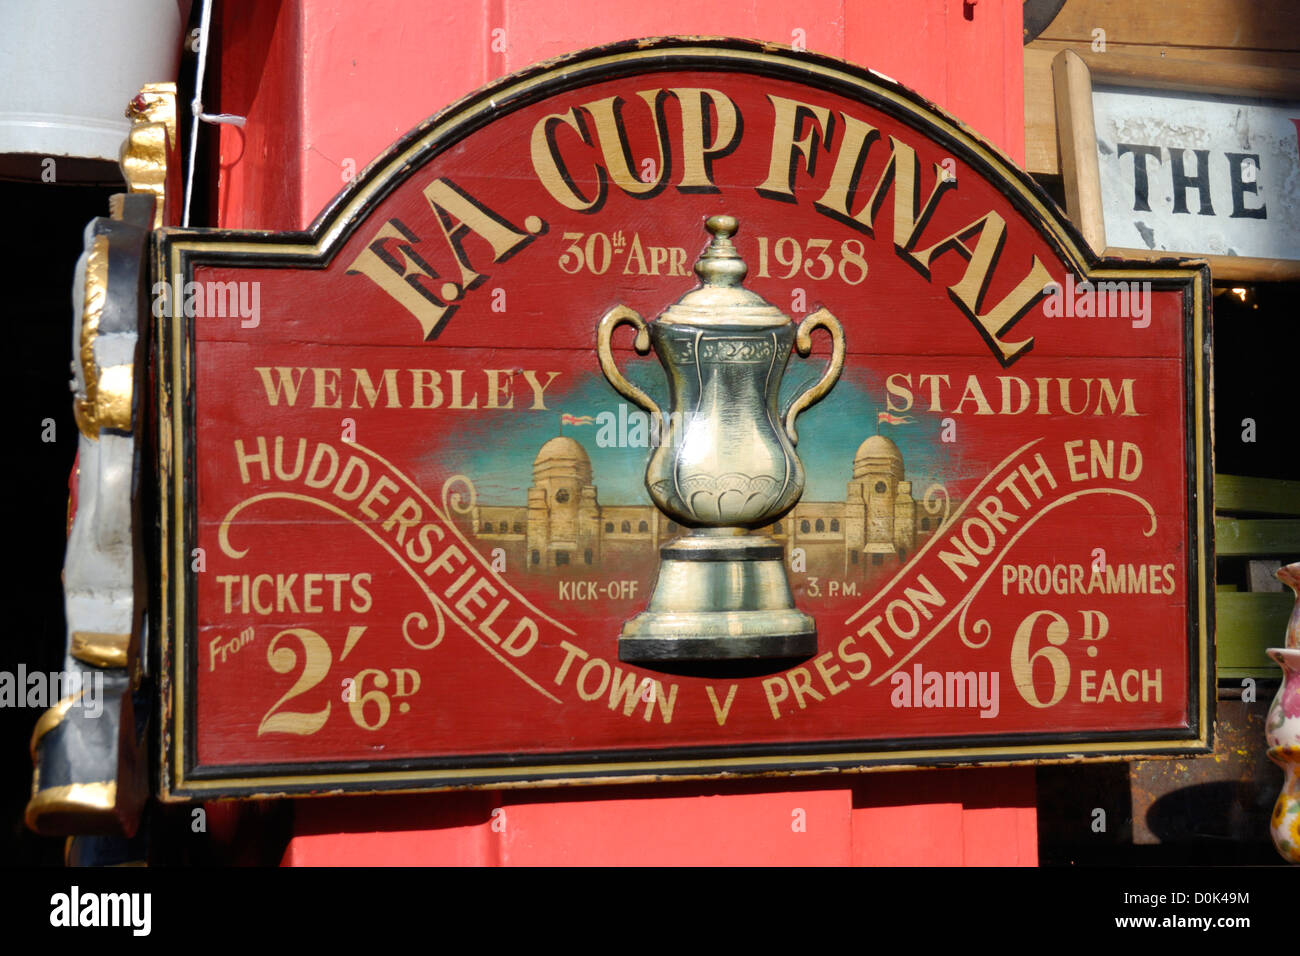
[618,534,817,663]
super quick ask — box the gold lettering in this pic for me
[814,113,882,219]
[350,368,402,409]
[447,369,479,409]
[422,178,534,290]
[235,437,270,483]
[522,370,561,410]
[484,369,514,409]
[582,93,667,195]
[255,367,307,406]
[530,108,603,211]
[312,368,342,408]
[867,137,954,246]
[906,210,1050,366]
[1095,378,1138,416]
[673,88,739,191]
[886,373,913,412]
[756,96,832,199]
[345,219,451,340]
[953,375,994,415]
[410,370,443,409]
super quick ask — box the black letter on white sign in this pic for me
[1169,148,1214,216]
[1225,152,1267,219]
[1117,144,1163,212]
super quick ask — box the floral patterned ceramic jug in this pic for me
[1267,562,1300,863]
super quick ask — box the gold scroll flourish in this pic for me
[922,483,951,530]
[954,488,1157,651]
[218,492,447,651]
[348,445,574,637]
[441,474,478,516]
[120,82,176,229]
[402,611,438,650]
[845,438,1044,628]
[217,491,562,703]
[860,487,1159,685]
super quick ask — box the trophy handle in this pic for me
[597,305,663,419]
[784,307,845,444]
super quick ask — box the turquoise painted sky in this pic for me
[420,360,950,507]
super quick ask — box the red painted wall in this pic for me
[284,770,1036,866]
[215,0,1025,231]
[211,0,1036,866]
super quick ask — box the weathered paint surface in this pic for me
[1094,85,1300,261]
[162,42,1211,804]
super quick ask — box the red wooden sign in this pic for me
[157,39,1212,798]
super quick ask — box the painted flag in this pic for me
[561,413,595,426]
[877,412,915,425]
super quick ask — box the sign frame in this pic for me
[156,37,1215,801]
[1053,48,1300,282]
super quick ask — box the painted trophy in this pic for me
[597,215,844,662]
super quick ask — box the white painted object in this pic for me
[0,1,188,177]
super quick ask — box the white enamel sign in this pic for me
[1092,84,1300,264]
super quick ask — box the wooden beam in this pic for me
[1215,475,1300,516]
[1038,0,1300,53]
[1216,591,1294,674]
[1215,519,1300,557]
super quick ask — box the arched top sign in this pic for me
[156,38,1212,799]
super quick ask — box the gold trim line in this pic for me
[73,234,109,440]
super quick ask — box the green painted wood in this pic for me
[1214,518,1300,557]
[1216,591,1293,676]
[1218,667,1279,681]
[1214,474,1300,516]
[1213,475,1296,679]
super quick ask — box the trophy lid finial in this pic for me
[658,214,788,327]
[695,215,747,288]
